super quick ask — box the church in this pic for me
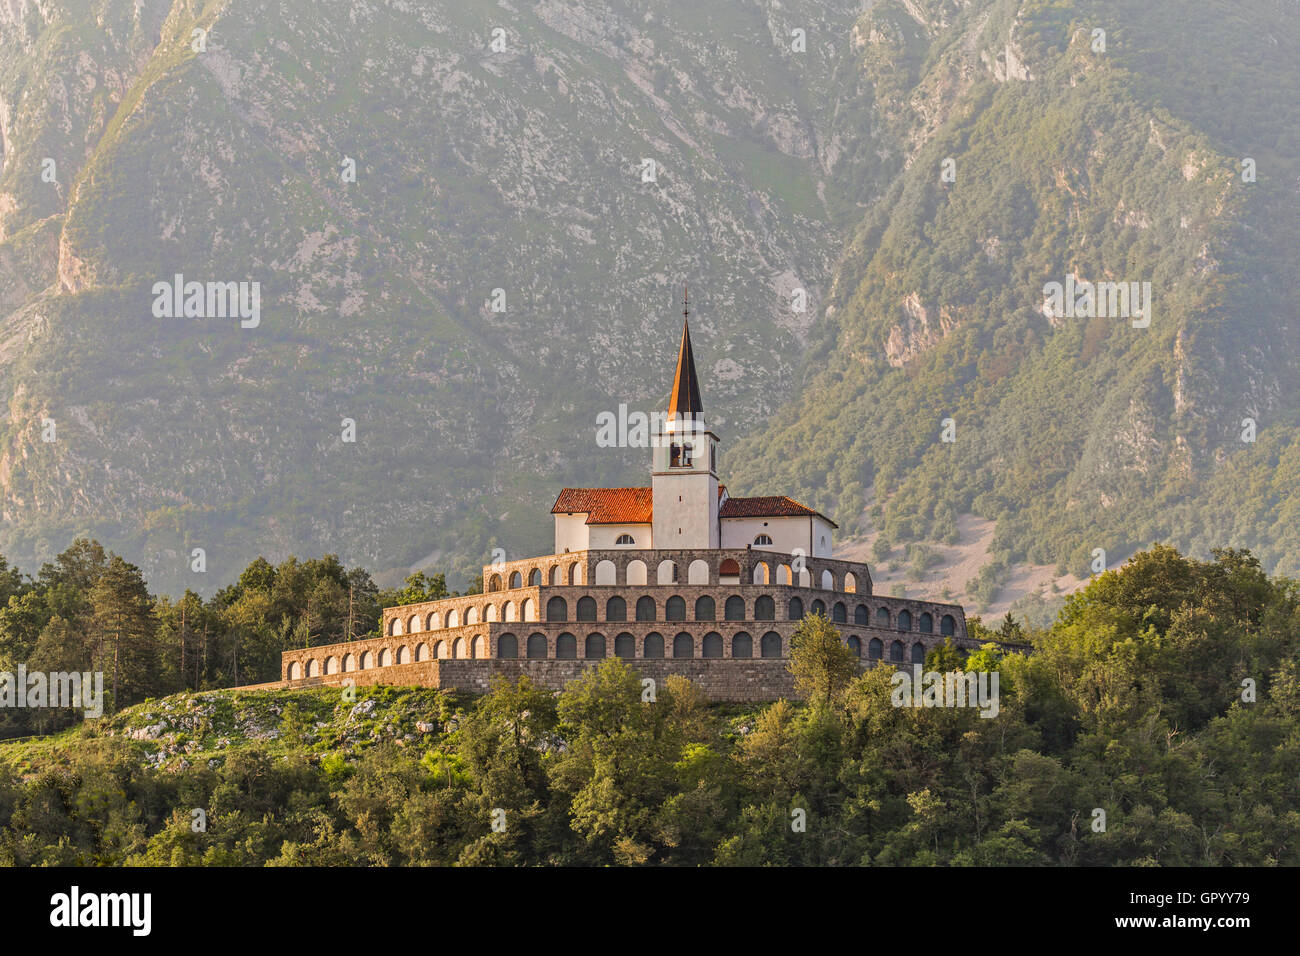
[274,297,977,701]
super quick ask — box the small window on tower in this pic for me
[754,534,774,547]
[670,443,681,467]
[680,441,693,466]
[615,534,635,546]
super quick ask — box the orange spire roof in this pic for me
[667,286,704,420]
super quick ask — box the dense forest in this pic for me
[0,543,1296,865]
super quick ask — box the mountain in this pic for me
[2,0,1297,612]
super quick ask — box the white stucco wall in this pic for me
[553,513,590,553]
[721,515,823,555]
[587,522,652,550]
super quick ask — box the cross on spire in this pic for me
[667,284,704,421]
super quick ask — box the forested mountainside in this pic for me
[1,0,1296,607]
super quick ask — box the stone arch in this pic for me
[776,564,792,585]
[549,565,562,586]
[435,640,449,660]
[665,595,687,621]
[408,613,420,633]
[820,569,834,590]
[325,655,338,675]
[788,596,804,620]
[576,596,598,621]
[688,559,709,585]
[614,633,635,659]
[657,560,677,585]
[547,596,568,622]
[847,635,861,657]
[391,617,404,637]
[724,595,746,620]
[875,607,890,627]
[595,560,617,585]
[833,601,847,623]
[868,637,883,660]
[760,631,782,658]
[755,595,775,620]
[911,641,926,664]
[397,644,410,664]
[488,573,502,592]
[415,642,428,662]
[643,632,664,658]
[497,633,518,658]
[636,596,656,621]
[732,632,753,658]
[526,633,547,659]
[452,636,468,659]
[941,614,956,636]
[702,632,723,658]
[855,603,869,625]
[695,595,716,621]
[844,571,857,594]
[466,606,479,626]
[898,609,912,631]
[504,600,517,622]
[486,603,499,623]
[568,561,583,586]
[556,633,577,659]
[343,653,356,672]
[920,612,934,633]
[797,567,811,587]
[889,640,904,662]
[472,635,486,659]
[306,659,319,677]
[752,561,770,585]
[379,648,392,667]
[606,595,627,622]
[719,558,740,583]
[626,559,648,585]
[811,599,826,617]
[585,633,606,659]
[427,611,441,630]
[673,632,694,658]
[447,608,460,628]
[521,598,535,622]
[510,570,523,589]
[288,661,301,680]
[361,650,373,669]
[528,568,541,587]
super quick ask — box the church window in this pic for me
[615,533,635,546]
[754,534,773,546]
[760,632,782,658]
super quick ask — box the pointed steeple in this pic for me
[667,285,704,421]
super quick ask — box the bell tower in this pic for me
[652,287,720,549]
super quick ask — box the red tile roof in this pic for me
[719,495,838,528]
[552,487,653,525]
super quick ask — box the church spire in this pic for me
[667,285,704,421]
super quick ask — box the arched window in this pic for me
[941,614,956,636]
[615,534,636,546]
[821,569,834,590]
[724,596,746,620]
[898,609,912,631]
[755,595,775,620]
[666,595,687,621]
[408,614,420,633]
[732,632,753,658]
[811,599,826,617]
[568,562,583,586]
[688,560,709,584]
[556,633,577,659]
[911,641,926,664]
[547,596,568,622]
[305,659,318,677]
[754,534,773,546]
[576,596,597,621]
[890,640,904,662]
[832,601,847,623]
[343,654,355,672]
[415,643,428,662]
[702,632,723,658]
[549,565,562,585]
[379,648,391,667]
[510,571,523,589]
[695,595,716,621]
[876,607,890,627]
[636,596,656,621]
[719,558,740,583]
[527,633,547,659]
[760,631,782,658]
[868,637,883,660]
[451,639,465,660]
[528,568,541,586]
[606,596,627,622]
[497,634,518,658]
[788,597,804,620]
[288,661,301,680]
[673,632,694,658]
[854,604,869,625]
[585,633,606,659]
[488,574,502,592]
[657,560,677,585]
[503,602,516,623]
[397,645,410,664]
[614,633,635,659]
[390,618,403,636]
[643,632,664,658]
[627,560,648,585]
[847,636,861,657]
[844,572,857,593]
[919,612,934,633]
[594,560,616,585]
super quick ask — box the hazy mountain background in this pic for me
[1,0,1296,622]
